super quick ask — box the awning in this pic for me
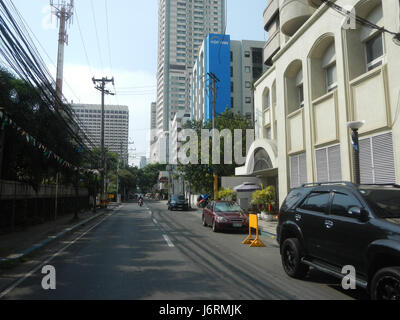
[234,182,262,193]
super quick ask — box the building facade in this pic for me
[156,0,226,133]
[237,0,400,205]
[72,104,129,164]
[139,156,148,169]
[191,34,266,122]
[149,102,159,163]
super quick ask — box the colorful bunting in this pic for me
[0,109,99,176]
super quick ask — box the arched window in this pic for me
[253,148,273,172]
[362,4,384,71]
[263,88,271,110]
[344,0,384,80]
[309,35,336,100]
[284,60,303,115]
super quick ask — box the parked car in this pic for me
[202,201,249,233]
[277,182,400,300]
[168,195,189,211]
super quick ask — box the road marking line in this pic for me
[162,234,174,248]
[152,218,158,225]
[0,213,112,299]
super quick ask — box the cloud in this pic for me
[49,63,156,166]
[41,5,57,30]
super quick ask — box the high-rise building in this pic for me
[72,104,129,164]
[191,34,266,122]
[149,102,159,163]
[139,156,148,169]
[156,0,226,134]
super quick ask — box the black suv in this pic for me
[168,194,189,211]
[277,182,400,300]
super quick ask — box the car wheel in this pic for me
[371,267,400,300]
[212,219,219,233]
[202,215,208,227]
[281,238,309,279]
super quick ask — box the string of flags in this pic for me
[0,109,103,176]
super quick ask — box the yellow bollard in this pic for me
[242,214,265,247]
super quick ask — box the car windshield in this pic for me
[171,195,185,201]
[214,202,242,212]
[360,189,400,219]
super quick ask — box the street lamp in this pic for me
[347,120,365,185]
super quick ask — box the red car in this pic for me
[202,201,249,232]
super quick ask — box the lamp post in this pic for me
[347,121,365,185]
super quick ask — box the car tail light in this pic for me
[277,211,281,220]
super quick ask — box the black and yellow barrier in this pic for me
[242,214,265,247]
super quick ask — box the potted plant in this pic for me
[250,186,276,221]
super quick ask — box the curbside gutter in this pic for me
[0,205,121,265]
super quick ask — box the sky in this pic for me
[10,0,268,167]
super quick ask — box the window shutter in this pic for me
[360,132,395,184]
[316,149,328,183]
[299,153,308,186]
[290,153,307,188]
[290,155,299,189]
[328,145,342,181]
[360,137,373,184]
[315,145,342,183]
[372,132,395,184]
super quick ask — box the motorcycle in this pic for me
[138,199,143,207]
[197,194,210,208]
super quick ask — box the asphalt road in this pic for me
[0,200,369,300]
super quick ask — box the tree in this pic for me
[0,68,94,190]
[178,109,254,195]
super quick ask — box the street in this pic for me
[0,201,368,300]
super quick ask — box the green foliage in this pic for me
[218,188,237,201]
[178,109,254,195]
[250,186,276,213]
[0,68,94,190]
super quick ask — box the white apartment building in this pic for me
[237,0,400,205]
[156,0,226,134]
[72,104,129,164]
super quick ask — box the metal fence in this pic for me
[0,180,88,200]
[0,180,90,232]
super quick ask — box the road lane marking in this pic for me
[152,218,158,225]
[0,213,113,299]
[163,234,174,248]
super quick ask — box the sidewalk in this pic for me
[0,205,117,265]
[258,219,278,238]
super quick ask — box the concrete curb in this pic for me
[0,205,120,265]
[259,228,277,239]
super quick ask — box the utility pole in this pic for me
[93,77,115,208]
[50,0,74,105]
[207,72,220,201]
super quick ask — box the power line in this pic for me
[104,0,113,74]
[320,0,400,45]
[0,0,99,162]
[90,0,104,71]
[74,7,93,77]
